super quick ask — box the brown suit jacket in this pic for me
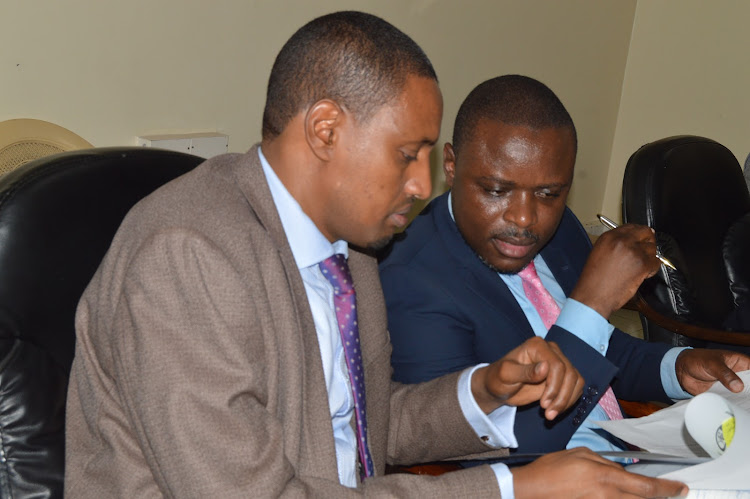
[65,145,506,497]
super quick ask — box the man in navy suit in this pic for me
[380,75,750,458]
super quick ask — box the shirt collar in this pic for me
[258,147,348,269]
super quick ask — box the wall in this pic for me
[1,0,637,219]
[602,0,750,221]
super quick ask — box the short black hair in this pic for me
[452,75,577,157]
[262,11,437,140]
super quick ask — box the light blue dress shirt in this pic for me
[501,260,691,456]
[258,149,516,494]
[448,192,690,459]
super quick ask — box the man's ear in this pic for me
[304,99,343,162]
[443,142,456,188]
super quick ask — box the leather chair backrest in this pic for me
[0,147,203,498]
[623,136,750,329]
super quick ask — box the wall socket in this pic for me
[136,132,229,158]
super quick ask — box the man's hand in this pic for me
[676,348,750,395]
[471,337,584,420]
[512,448,688,498]
[571,224,660,320]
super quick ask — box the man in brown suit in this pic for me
[65,11,688,498]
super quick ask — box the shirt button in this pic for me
[573,416,582,425]
[599,344,606,352]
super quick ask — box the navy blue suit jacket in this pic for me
[379,192,673,454]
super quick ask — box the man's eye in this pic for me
[401,151,417,163]
[537,190,560,199]
[486,188,506,197]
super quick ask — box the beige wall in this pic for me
[602,0,750,222]
[1,0,636,219]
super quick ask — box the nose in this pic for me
[503,191,537,229]
[404,153,432,201]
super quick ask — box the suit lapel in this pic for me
[432,193,536,342]
[233,145,340,482]
[540,209,585,297]
[540,245,575,295]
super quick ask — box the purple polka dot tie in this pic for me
[518,261,623,421]
[319,254,375,479]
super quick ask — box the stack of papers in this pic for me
[596,370,750,497]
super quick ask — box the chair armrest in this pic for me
[618,399,668,418]
[633,295,750,346]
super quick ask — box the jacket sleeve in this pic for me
[558,209,673,403]
[383,260,483,384]
[67,229,505,498]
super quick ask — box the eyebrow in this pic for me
[537,182,570,190]
[410,138,438,148]
[477,176,571,189]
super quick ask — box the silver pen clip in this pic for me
[596,214,677,271]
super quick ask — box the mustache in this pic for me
[395,195,419,215]
[491,227,540,245]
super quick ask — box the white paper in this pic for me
[595,370,750,493]
[684,492,750,499]
[659,394,748,490]
[596,370,750,458]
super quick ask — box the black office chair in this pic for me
[622,135,750,350]
[0,147,203,498]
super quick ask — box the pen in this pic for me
[596,214,677,271]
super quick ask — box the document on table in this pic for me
[595,370,750,496]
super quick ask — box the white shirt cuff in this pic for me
[556,298,614,356]
[491,463,515,499]
[457,364,518,448]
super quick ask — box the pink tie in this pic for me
[518,261,623,421]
